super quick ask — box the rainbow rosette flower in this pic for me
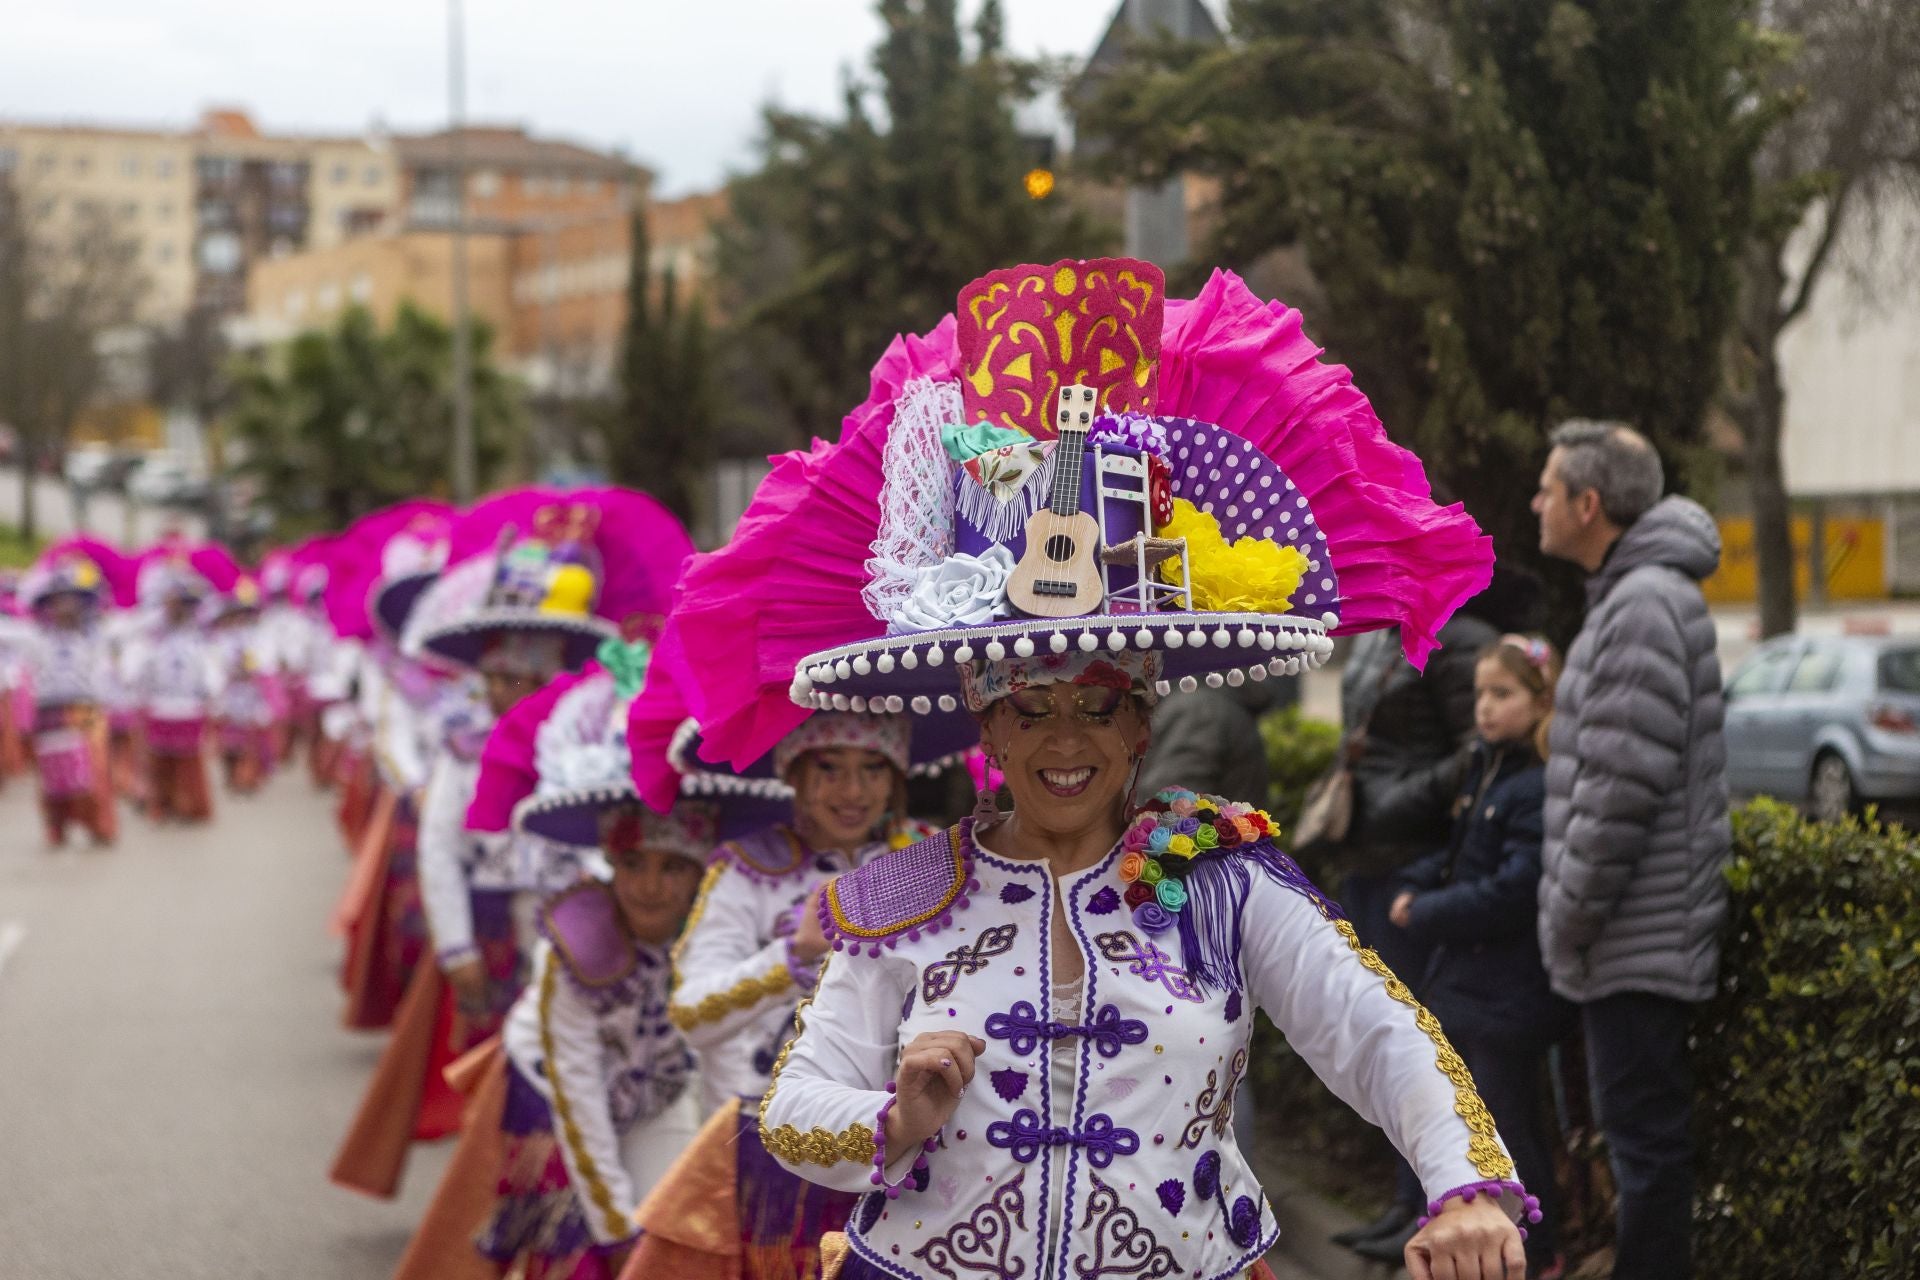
[1155,878,1189,912]
[1119,851,1148,883]
[1132,901,1176,935]
[1139,859,1165,886]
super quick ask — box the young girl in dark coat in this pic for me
[1388,635,1572,1278]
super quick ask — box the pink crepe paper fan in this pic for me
[670,319,958,775]
[566,485,696,632]
[320,500,456,641]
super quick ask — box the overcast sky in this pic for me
[0,1,1127,195]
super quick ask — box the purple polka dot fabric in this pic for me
[1154,416,1341,621]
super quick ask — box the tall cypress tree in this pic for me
[1091,0,1784,623]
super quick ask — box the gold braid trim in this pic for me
[1325,914,1515,1180]
[667,962,794,1032]
[536,950,632,1242]
[758,954,877,1168]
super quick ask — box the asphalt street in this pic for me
[0,764,446,1278]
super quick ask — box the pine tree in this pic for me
[1090,0,1785,620]
[717,0,1109,445]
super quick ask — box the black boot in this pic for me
[1331,1203,1416,1249]
[1350,1218,1421,1263]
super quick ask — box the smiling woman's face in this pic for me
[982,684,1149,843]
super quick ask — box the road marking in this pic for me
[0,921,25,979]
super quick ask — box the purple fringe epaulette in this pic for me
[819,822,979,958]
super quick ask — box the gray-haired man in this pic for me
[1534,420,1729,1279]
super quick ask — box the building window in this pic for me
[198,232,242,275]
[285,290,306,317]
[156,242,175,264]
[34,196,56,218]
[549,174,569,196]
[363,164,382,186]
[270,162,307,190]
[317,283,340,311]
[155,156,176,178]
[120,200,139,220]
[331,162,350,185]
[198,156,239,184]
[72,153,91,175]
[198,199,235,229]
[471,168,500,198]
[122,153,141,178]
[35,151,57,174]
[0,147,15,174]
[350,273,373,302]
[155,200,175,220]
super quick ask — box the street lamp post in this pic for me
[448,0,476,501]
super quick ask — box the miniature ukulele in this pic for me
[1005,385,1105,618]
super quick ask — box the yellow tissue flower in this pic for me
[540,563,596,617]
[1156,499,1308,613]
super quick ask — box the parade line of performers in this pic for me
[16,256,1551,1280]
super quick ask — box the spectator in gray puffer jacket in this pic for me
[1533,420,1729,1280]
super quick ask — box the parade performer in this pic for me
[260,538,331,766]
[332,505,460,1032]
[616,617,950,1279]
[393,642,738,1280]
[17,545,123,845]
[208,576,279,794]
[126,549,230,824]
[331,487,693,1200]
[661,257,1530,1280]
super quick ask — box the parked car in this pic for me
[62,444,116,489]
[1723,634,1920,821]
[127,453,208,506]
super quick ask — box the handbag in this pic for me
[1292,652,1400,853]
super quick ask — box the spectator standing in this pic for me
[1383,636,1575,1276]
[1533,420,1729,1280]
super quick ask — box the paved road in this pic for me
[0,465,206,544]
[0,766,445,1278]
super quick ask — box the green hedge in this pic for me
[1694,799,1920,1276]
[1259,704,1340,839]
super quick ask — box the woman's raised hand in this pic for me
[886,1031,987,1153]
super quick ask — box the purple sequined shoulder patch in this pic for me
[722,825,809,882]
[541,881,637,989]
[822,823,981,958]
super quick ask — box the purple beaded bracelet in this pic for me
[1417,1179,1543,1240]
[870,1082,935,1199]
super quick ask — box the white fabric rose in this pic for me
[887,546,1016,633]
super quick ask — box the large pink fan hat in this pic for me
[26,535,135,610]
[321,501,457,642]
[666,258,1492,771]
[368,509,455,641]
[414,486,696,672]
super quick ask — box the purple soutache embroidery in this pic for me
[999,882,1035,905]
[990,1068,1029,1103]
[985,1109,1140,1169]
[922,924,1019,1003]
[1071,1172,1178,1279]
[1156,1178,1185,1216]
[1087,884,1121,915]
[1178,1048,1249,1150]
[1092,930,1203,1004]
[1193,1151,1221,1201]
[910,1170,1028,1279]
[1224,989,1242,1022]
[985,1001,1149,1058]
[1228,1195,1262,1248]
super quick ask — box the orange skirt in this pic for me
[390,1040,509,1280]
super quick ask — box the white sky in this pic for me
[0,1,1123,196]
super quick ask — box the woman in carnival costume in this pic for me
[207,574,281,794]
[609,617,946,1280]
[394,635,742,1280]
[672,258,1534,1280]
[258,537,332,766]
[331,487,693,1200]
[330,504,462,1033]
[125,545,234,824]
[16,543,128,845]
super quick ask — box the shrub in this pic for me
[1694,799,1920,1276]
[1260,704,1340,838]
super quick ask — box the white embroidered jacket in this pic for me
[668,825,866,1107]
[504,882,697,1246]
[759,812,1522,1280]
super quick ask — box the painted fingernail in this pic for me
[941,1057,952,1067]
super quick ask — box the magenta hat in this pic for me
[29,536,136,610]
[320,501,457,642]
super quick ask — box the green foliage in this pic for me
[1695,799,1920,1276]
[226,303,524,532]
[1258,704,1340,839]
[0,523,46,569]
[716,0,1110,444]
[596,210,718,527]
[1089,0,1784,625]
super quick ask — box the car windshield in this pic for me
[1878,647,1920,693]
